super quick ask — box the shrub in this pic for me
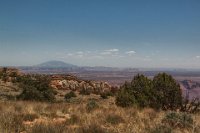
[106,114,124,125]
[162,112,193,128]
[130,74,153,107]
[17,75,56,102]
[65,91,76,100]
[152,73,182,110]
[17,86,44,101]
[116,74,153,108]
[115,87,136,107]
[86,100,99,112]
[116,73,183,111]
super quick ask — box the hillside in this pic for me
[0,67,116,101]
[0,68,200,132]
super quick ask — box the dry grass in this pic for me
[0,96,199,133]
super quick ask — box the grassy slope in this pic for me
[0,81,22,101]
[0,77,200,133]
[0,95,200,133]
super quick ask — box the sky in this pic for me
[0,0,200,68]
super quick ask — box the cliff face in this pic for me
[180,80,200,100]
[50,75,112,94]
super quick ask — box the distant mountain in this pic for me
[36,61,78,68]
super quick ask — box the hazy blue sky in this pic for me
[0,0,200,68]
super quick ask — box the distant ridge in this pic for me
[36,60,78,68]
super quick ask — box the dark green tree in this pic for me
[116,75,153,107]
[130,74,153,107]
[115,86,136,107]
[152,73,182,110]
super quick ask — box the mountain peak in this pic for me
[36,60,78,68]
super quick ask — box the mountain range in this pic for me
[36,60,78,68]
[33,60,126,72]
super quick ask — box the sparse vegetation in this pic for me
[0,100,199,133]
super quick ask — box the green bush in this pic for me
[17,86,44,101]
[153,73,182,110]
[130,74,153,107]
[116,73,183,111]
[17,75,56,102]
[162,112,193,128]
[116,75,153,108]
[115,87,136,107]
[65,91,77,100]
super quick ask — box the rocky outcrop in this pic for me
[0,67,21,76]
[50,75,112,94]
[0,67,22,82]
